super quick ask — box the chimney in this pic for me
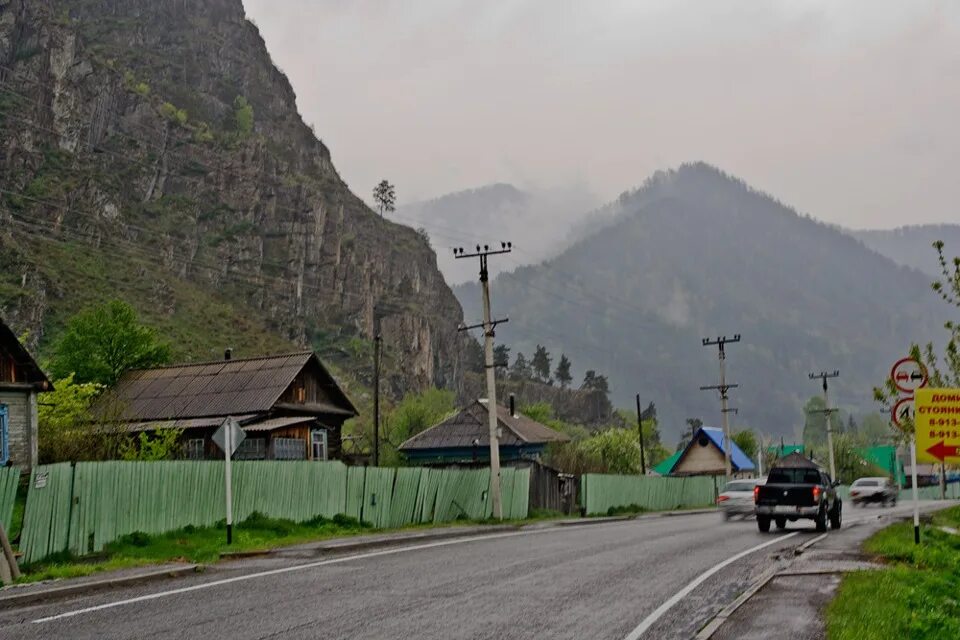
[509,393,516,417]
[224,348,233,361]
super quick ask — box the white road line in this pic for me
[622,531,800,640]
[32,522,630,624]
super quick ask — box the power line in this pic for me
[700,334,742,482]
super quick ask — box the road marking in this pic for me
[32,522,630,624]
[622,531,800,640]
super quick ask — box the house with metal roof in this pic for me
[0,317,52,471]
[399,399,569,466]
[105,351,357,461]
[668,426,756,478]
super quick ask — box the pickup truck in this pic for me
[754,462,842,532]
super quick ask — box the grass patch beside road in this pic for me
[827,506,960,640]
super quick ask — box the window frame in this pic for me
[0,404,8,466]
[311,429,328,461]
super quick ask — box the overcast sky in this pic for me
[243,0,959,230]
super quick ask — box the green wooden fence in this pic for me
[19,462,530,564]
[580,474,721,516]
[0,466,21,534]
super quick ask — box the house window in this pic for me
[0,404,8,466]
[236,438,266,460]
[185,438,205,460]
[295,385,306,403]
[311,430,328,461]
[273,437,306,460]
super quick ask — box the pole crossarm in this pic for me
[809,369,840,480]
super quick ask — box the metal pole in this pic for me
[911,433,920,545]
[719,346,732,481]
[481,255,503,520]
[823,380,837,481]
[225,419,233,545]
[636,394,647,475]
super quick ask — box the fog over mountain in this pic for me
[455,164,948,440]
[850,225,960,278]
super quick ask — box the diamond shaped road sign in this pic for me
[212,417,246,455]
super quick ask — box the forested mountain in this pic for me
[396,183,598,284]
[0,0,470,397]
[455,163,947,440]
[851,225,960,278]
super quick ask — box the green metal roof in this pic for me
[653,450,682,475]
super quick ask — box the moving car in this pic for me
[849,477,897,507]
[718,478,764,520]
[754,453,842,532]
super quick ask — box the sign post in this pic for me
[890,357,928,545]
[212,417,246,545]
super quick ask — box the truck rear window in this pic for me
[767,469,821,484]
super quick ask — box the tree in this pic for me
[531,344,551,383]
[380,388,456,466]
[858,413,891,444]
[493,344,511,367]
[732,429,759,462]
[233,95,254,137]
[372,180,396,217]
[119,429,183,461]
[802,395,829,447]
[678,417,703,449]
[554,353,572,389]
[38,374,106,463]
[511,352,531,380]
[581,370,610,395]
[50,300,171,386]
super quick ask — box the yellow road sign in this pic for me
[915,388,960,463]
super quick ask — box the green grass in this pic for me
[827,506,960,640]
[16,512,370,584]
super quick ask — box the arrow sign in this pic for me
[890,357,928,394]
[926,441,960,462]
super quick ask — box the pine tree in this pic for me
[511,352,531,380]
[555,354,572,389]
[531,344,552,383]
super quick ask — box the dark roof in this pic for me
[0,317,52,389]
[108,351,356,421]
[771,451,821,469]
[675,427,756,472]
[399,401,570,451]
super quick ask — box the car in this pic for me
[754,454,842,532]
[849,477,897,507]
[718,478,764,520]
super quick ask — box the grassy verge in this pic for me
[14,508,568,585]
[826,506,960,640]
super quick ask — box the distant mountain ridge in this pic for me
[455,163,947,440]
[850,225,960,277]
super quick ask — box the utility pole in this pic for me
[372,316,382,467]
[455,242,512,520]
[809,371,839,481]
[636,395,647,475]
[700,335,741,482]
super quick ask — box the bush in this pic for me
[119,531,152,547]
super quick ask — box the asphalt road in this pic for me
[1,501,949,640]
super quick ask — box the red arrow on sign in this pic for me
[926,441,960,461]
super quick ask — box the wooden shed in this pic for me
[0,318,52,471]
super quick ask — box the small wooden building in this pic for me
[108,351,357,461]
[669,426,756,478]
[0,318,52,471]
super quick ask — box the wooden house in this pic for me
[0,318,52,471]
[668,426,756,478]
[107,351,357,461]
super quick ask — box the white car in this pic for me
[718,478,765,520]
[849,477,897,507]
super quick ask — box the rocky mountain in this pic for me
[850,225,960,278]
[455,163,948,440]
[396,183,599,285]
[0,0,469,396]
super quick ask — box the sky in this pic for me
[242,0,960,230]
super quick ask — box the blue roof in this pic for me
[687,427,756,472]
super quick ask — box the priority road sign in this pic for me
[891,397,915,429]
[915,388,960,463]
[212,417,245,455]
[890,357,928,394]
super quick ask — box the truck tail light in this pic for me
[813,486,821,502]
[717,495,729,504]
[754,486,760,503]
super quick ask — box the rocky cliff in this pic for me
[0,0,468,394]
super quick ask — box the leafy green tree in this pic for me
[372,179,396,217]
[510,352,531,380]
[581,370,610,395]
[493,344,510,367]
[119,429,183,461]
[732,429,759,462]
[234,95,254,137]
[580,428,642,474]
[38,374,105,463]
[50,300,171,386]
[554,353,572,389]
[532,344,551,383]
[858,413,891,444]
[379,388,456,465]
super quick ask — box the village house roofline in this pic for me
[0,317,52,390]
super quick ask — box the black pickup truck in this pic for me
[755,455,842,533]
